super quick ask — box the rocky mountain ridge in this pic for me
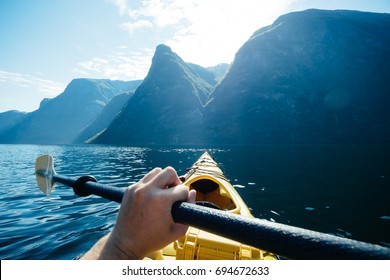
[0,79,141,144]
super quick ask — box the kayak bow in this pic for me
[160,152,278,260]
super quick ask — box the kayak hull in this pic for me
[156,152,277,260]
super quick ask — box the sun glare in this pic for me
[165,0,293,66]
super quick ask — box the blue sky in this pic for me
[1,0,390,113]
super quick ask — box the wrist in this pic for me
[99,233,141,260]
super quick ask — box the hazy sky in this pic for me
[1,0,390,113]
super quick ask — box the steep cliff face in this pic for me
[205,9,390,144]
[0,79,141,144]
[75,92,134,143]
[93,45,216,145]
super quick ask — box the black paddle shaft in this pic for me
[51,174,390,260]
[172,202,390,260]
[53,174,125,203]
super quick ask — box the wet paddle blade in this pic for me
[35,154,56,196]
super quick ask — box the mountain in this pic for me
[3,9,388,146]
[204,9,390,144]
[0,79,141,144]
[186,63,229,86]
[75,92,133,143]
[0,110,27,136]
[206,64,229,82]
[92,44,217,145]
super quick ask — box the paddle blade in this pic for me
[35,154,56,196]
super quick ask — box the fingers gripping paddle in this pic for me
[35,154,390,259]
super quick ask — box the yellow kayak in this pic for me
[153,152,277,260]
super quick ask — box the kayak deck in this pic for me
[153,152,277,260]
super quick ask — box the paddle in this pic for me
[35,154,390,260]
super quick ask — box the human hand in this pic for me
[98,167,196,259]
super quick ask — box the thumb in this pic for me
[188,189,197,203]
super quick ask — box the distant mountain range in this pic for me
[1,9,389,145]
[0,79,141,144]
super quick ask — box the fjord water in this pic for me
[0,144,389,259]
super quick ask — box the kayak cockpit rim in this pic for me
[184,174,241,213]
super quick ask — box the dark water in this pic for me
[0,144,389,259]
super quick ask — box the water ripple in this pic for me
[1,144,389,259]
